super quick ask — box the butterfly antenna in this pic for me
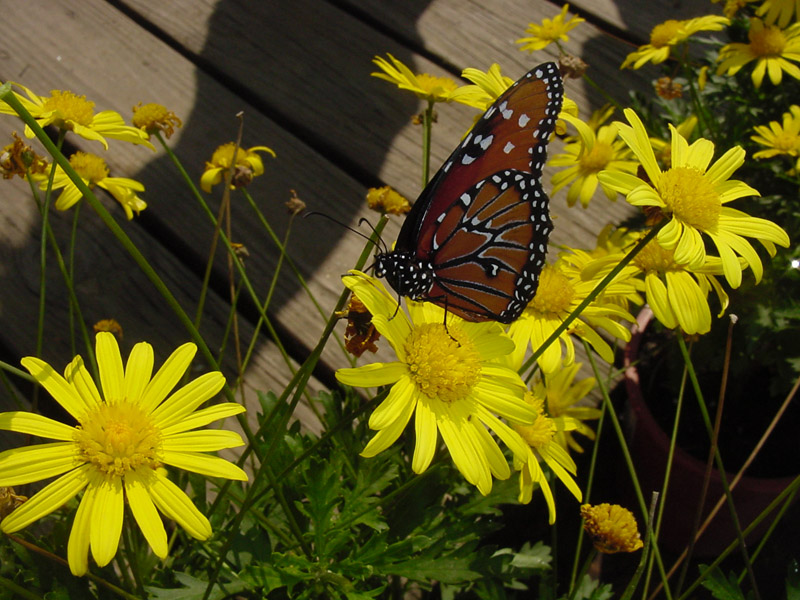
[304,211,386,252]
[358,217,389,254]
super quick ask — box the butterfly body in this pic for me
[375,62,563,324]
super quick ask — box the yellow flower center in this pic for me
[771,131,800,152]
[416,74,458,98]
[581,503,644,554]
[41,90,95,127]
[529,265,575,315]
[74,402,162,477]
[658,166,720,231]
[68,151,109,184]
[633,239,678,272]
[404,322,481,403]
[579,142,613,173]
[749,22,786,56]
[650,20,682,47]
[514,393,555,448]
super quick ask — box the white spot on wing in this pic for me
[503,141,515,154]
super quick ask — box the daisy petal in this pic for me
[125,471,168,558]
[162,430,244,452]
[149,472,212,540]
[159,403,245,436]
[21,357,89,420]
[0,442,79,486]
[161,451,248,481]
[124,342,154,403]
[139,342,197,413]
[96,332,124,405]
[0,411,75,441]
[90,475,123,567]
[412,400,437,473]
[67,477,95,576]
[336,362,406,388]
[1,464,90,533]
[150,372,226,430]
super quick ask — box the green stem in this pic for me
[0,83,255,445]
[0,575,42,600]
[421,100,435,186]
[201,217,387,599]
[521,224,663,374]
[675,335,761,600]
[584,341,673,600]
[677,475,800,600]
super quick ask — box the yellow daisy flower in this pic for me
[713,0,758,20]
[516,4,586,53]
[716,18,800,87]
[650,115,698,167]
[449,63,576,135]
[200,142,276,193]
[0,332,247,576]
[450,63,515,111]
[549,117,638,208]
[598,108,790,288]
[335,271,536,496]
[508,260,635,374]
[621,15,730,69]
[43,151,146,220]
[588,235,732,335]
[513,392,582,523]
[581,503,644,553]
[371,54,459,103]
[757,0,800,28]
[0,84,153,150]
[534,362,600,453]
[751,104,800,169]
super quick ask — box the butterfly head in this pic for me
[374,250,435,301]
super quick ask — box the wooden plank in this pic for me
[0,176,323,431]
[0,0,659,405]
[0,0,391,378]
[116,0,638,250]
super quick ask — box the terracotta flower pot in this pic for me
[623,308,795,557]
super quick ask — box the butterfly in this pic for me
[374,62,563,324]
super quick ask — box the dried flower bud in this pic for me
[93,319,124,340]
[366,186,411,216]
[559,55,588,79]
[286,189,307,215]
[655,77,682,99]
[342,293,380,357]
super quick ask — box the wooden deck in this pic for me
[0,0,714,429]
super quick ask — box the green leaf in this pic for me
[389,555,483,585]
[146,572,247,600]
[699,566,747,600]
[787,559,800,600]
[567,574,614,600]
